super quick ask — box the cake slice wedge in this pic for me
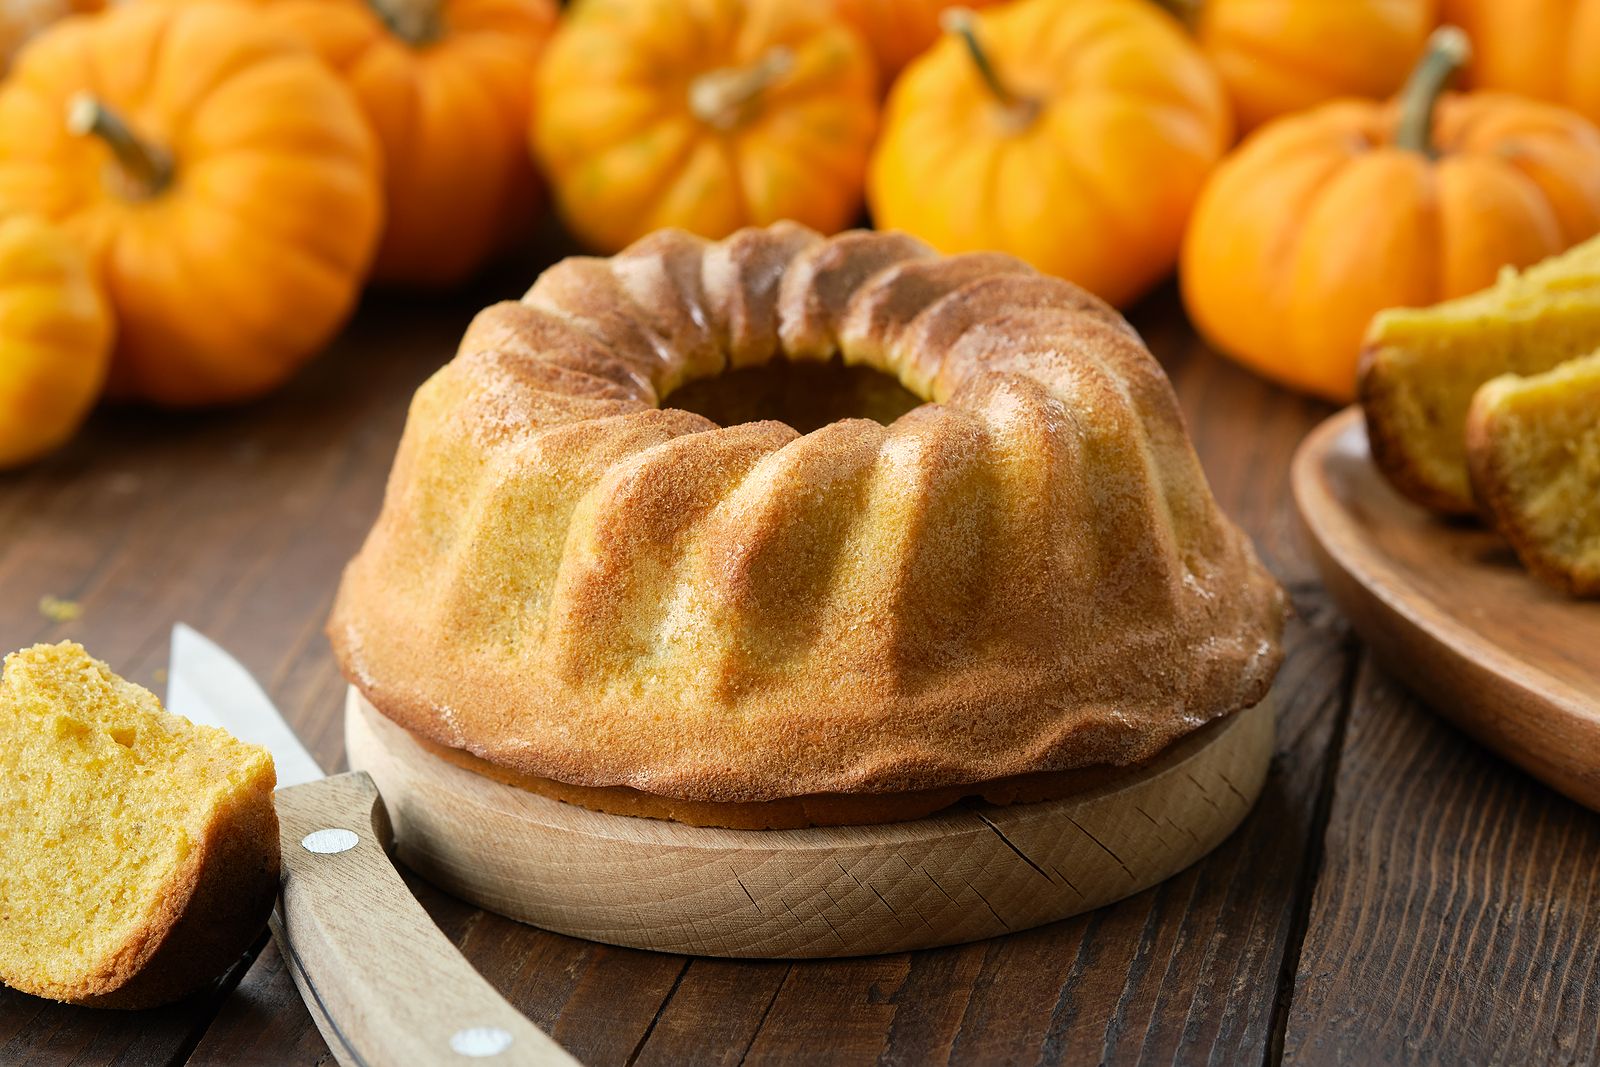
[1360,235,1600,515]
[1466,352,1600,597]
[0,642,279,1008]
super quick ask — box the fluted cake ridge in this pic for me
[328,223,1286,819]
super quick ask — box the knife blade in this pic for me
[167,623,325,788]
[164,624,579,1067]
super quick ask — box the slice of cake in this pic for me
[0,642,279,1008]
[1466,352,1600,597]
[1360,235,1600,515]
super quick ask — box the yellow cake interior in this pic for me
[0,642,275,1003]
[1469,351,1600,595]
[1362,236,1600,513]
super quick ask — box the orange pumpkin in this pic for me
[0,214,112,468]
[1182,29,1600,402]
[1191,0,1437,132]
[0,3,383,407]
[1442,0,1600,125]
[0,0,99,75]
[233,0,557,286]
[869,0,1231,308]
[533,0,878,254]
[830,0,1000,81]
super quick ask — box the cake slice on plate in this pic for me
[1361,235,1600,515]
[1466,352,1600,597]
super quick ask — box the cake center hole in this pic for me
[666,357,924,433]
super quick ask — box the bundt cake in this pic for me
[1361,234,1600,516]
[0,642,279,1008]
[1466,351,1600,597]
[328,223,1286,828]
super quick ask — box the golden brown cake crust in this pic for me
[328,224,1287,809]
[1360,348,1483,517]
[73,789,281,1009]
[1465,366,1600,598]
[408,712,1206,830]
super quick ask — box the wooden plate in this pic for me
[1293,407,1600,809]
[345,687,1275,958]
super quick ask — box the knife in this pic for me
[167,624,579,1067]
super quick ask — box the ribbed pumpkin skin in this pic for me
[830,0,1000,80]
[1195,0,1436,132]
[234,0,557,286]
[0,215,113,468]
[533,0,878,254]
[868,0,1231,308]
[0,3,383,407]
[1181,94,1600,402]
[1443,0,1600,125]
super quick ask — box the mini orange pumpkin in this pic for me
[0,2,383,408]
[1442,0,1600,125]
[1181,28,1600,402]
[1190,0,1437,133]
[830,0,1000,81]
[869,0,1231,308]
[0,214,112,468]
[533,0,878,254]
[233,0,557,286]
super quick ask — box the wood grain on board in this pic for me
[1282,659,1600,1065]
[346,687,1274,958]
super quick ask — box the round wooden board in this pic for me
[1293,407,1600,810]
[344,686,1275,958]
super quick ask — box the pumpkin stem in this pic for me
[688,47,795,132]
[367,0,440,46]
[940,7,1039,132]
[66,93,172,199]
[1154,0,1201,29]
[1394,26,1472,158]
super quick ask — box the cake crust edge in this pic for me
[1465,380,1600,598]
[351,683,1268,830]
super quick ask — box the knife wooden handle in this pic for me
[271,771,579,1067]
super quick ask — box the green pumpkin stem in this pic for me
[1154,0,1201,30]
[1395,26,1472,158]
[67,94,173,198]
[940,7,1039,130]
[367,0,440,46]
[688,47,795,132]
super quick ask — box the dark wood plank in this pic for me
[182,943,333,1067]
[631,961,791,1067]
[0,948,258,1067]
[450,913,688,1066]
[1281,657,1600,1065]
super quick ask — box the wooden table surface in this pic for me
[3,239,1598,1067]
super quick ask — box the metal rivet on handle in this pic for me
[450,1027,514,1057]
[301,828,359,855]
